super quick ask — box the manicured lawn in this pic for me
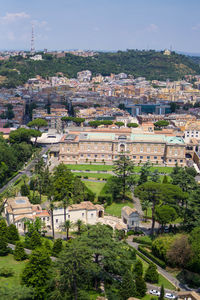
[0,254,27,288]
[84,181,106,200]
[66,164,113,171]
[105,201,134,217]
[66,164,173,174]
[136,255,176,290]
[74,172,112,179]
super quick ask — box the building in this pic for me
[121,206,140,229]
[177,291,200,300]
[4,196,50,231]
[59,129,186,166]
[52,201,104,230]
[126,103,171,116]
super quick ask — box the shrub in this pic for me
[132,237,152,246]
[7,224,20,244]
[0,267,14,277]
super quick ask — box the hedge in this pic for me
[135,249,152,265]
[132,237,152,246]
[138,245,166,269]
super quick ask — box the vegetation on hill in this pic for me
[1,50,200,88]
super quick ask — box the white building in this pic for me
[4,197,50,231]
[52,201,104,230]
[121,206,140,229]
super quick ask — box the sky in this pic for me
[0,0,200,53]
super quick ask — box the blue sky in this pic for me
[0,0,200,52]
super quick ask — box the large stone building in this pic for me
[59,129,186,166]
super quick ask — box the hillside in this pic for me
[0,50,200,88]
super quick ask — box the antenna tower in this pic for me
[30,25,35,54]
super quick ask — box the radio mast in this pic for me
[30,25,35,54]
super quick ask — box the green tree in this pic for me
[27,118,48,131]
[115,121,124,128]
[145,263,159,283]
[7,224,19,243]
[51,239,93,300]
[134,259,143,277]
[0,238,9,256]
[162,175,168,184]
[141,199,151,222]
[14,241,27,261]
[113,154,136,202]
[154,120,169,129]
[20,183,30,196]
[150,169,160,183]
[138,161,152,185]
[76,219,83,234]
[52,238,63,257]
[21,248,51,299]
[155,205,177,229]
[63,220,72,240]
[120,270,137,300]
[127,123,139,128]
[159,284,165,300]
[135,276,147,297]
[28,230,42,250]
[188,227,200,273]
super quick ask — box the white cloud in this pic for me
[192,24,200,31]
[146,24,158,33]
[0,12,30,24]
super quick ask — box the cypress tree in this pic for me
[7,224,19,243]
[135,276,147,297]
[145,263,159,283]
[52,238,63,257]
[159,284,165,300]
[135,259,143,277]
[14,241,27,261]
[120,270,137,300]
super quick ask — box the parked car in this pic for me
[149,290,160,296]
[165,293,176,299]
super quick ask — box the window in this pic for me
[47,217,49,221]
[56,219,58,223]
[68,215,70,218]
[132,221,134,225]
[140,156,143,159]
[87,154,90,157]
[95,154,97,158]
[161,157,164,159]
[169,159,172,162]
[82,213,84,217]
[180,159,183,162]
[174,159,177,162]
[102,154,104,157]
[91,213,93,218]
[43,217,45,221]
[140,147,143,153]
[147,156,150,159]
[81,154,83,157]
[115,155,118,159]
[154,156,157,159]
[133,156,136,159]
[154,148,158,153]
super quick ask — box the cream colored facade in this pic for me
[59,130,186,167]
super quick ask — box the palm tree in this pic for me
[141,199,152,222]
[64,220,72,240]
[76,219,83,235]
[62,192,72,225]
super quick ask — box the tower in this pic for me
[30,25,35,54]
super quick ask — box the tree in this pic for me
[51,239,94,300]
[63,220,72,240]
[127,123,139,128]
[76,219,83,234]
[113,154,136,202]
[188,227,200,273]
[154,120,169,129]
[120,270,137,300]
[141,199,151,222]
[162,175,168,184]
[27,118,47,145]
[134,182,162,235]
[135,276,147,297]
[155,205,177,229]
[49,201,55,239]
[159,284,165,300]
[135,259,143,277]
[145,263,159,283]
[150,169,160,183]
[138,161,151,185]
[21,248,51,299]
[20,183,30,196]
[115,121,124,128]
[7,224,19,243]
[52,238,63,257]
[166,235,192,267]
[0,238,9,256]
[9,128,32,144]
[14,241,27,261]
[28,230,42,250]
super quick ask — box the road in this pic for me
[0,145,50,194]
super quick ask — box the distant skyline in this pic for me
[0,0,200,53]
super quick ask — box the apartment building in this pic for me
[59,129,186,166]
